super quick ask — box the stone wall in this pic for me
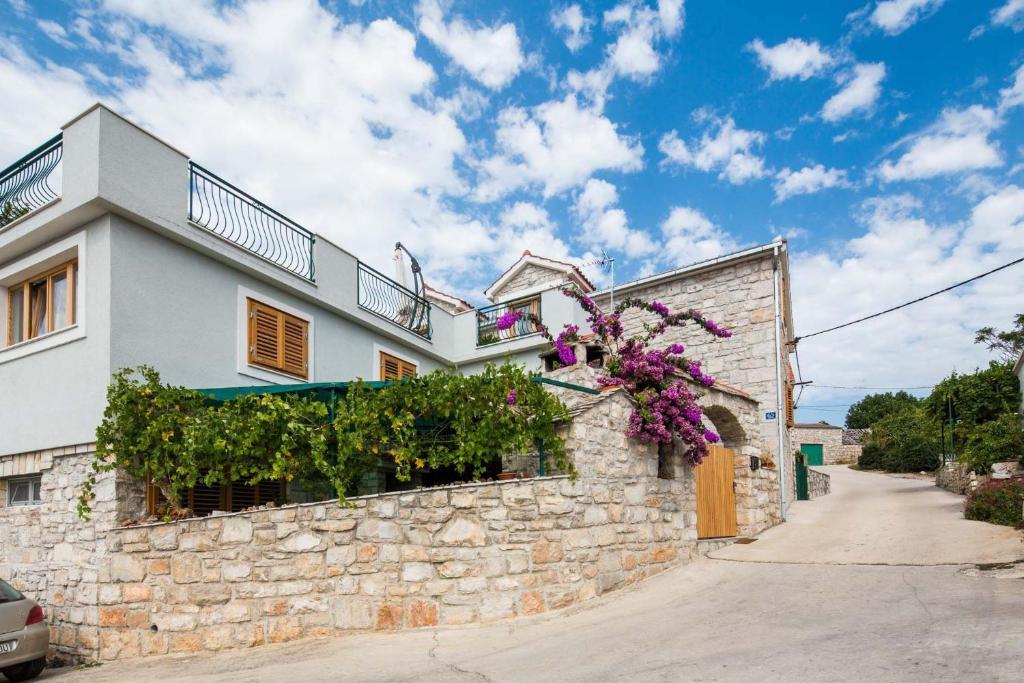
[0,444,144,663]
[789,426,847,464]
[807,468,831,499]
[493,263,564,300]
[94,391,700,660]
[838,444,862,465]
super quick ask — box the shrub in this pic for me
[860,407,940,472]
[961,413,1024,474]
[857,443,888,470]
[964,479,1024,527]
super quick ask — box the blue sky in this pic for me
[2,0,1023,424]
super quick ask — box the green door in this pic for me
[801,443,824,467]
[795,453,809,501]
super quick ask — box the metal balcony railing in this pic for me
[188,162,316,281]
[357,261,432,339]
[0,134,63,227]
[476,296,542,346]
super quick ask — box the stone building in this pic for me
[485,243,799,514]
[790,422,864,465]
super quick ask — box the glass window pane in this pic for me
[30,280,47,338]
[31,480,41,501]
[8,288,24,345]
[9,482,27,504]
[51,272,68,330]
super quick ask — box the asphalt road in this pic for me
[48,466,1024,683]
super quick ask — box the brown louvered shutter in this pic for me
[248,298,308,379]
[282,314,308,378]
[249,299,283,369]
[380,352,416,380]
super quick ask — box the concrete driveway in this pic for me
[47,467,1024,683]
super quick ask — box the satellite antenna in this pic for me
[581,249,616,309]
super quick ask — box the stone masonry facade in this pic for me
[790,425,851,465]
[808,468,831,499]
[493,263,568,300]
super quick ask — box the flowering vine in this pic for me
[498,289,732,464]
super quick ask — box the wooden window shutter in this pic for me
[380,352,416,381]
[785,382,795,427]
[248,298,308,379]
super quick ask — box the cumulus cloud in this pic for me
[659,114,767,184]
[551,4,593,52]
[416,0,524,90]
[998,63,1024,112]
[878,105,1003,181]
[821,62,886,122]
[791,186,1024,413]
[971,0,1024,38]
[573,179,657,258]
[660,206,739,263]
[868,0,945,35]
[748,38,832,82]
[475,94,644,200]
[774,164,849,202]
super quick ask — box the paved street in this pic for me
[48,467,1024,683]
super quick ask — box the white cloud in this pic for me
[604,4,662,79]
[660,206,738,263]
[657,0,685,37]
[998,63,1024,112]
[774,164,849,202]
[36,19,75,48]
[475,94,644,200]
[973,0,1024,36]
[748,38,832,82]
[821,62,886,122]
[659,114,767,184]
[792,187,1024,415]
[869,0,945,35]
[495,202,575,262]
[416,0,524,90]
[573,179,657,258]
[551,4,593,52]
[877,105,1003,181]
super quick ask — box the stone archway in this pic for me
[701,404,747,451]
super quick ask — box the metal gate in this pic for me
[696,444,738,539]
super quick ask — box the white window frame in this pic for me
[0,231,86,364]
[372,343,419,381]
[236,285,315,384]
[6,475,42,507]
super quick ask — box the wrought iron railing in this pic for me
[0,134,63,227]
[476,296,542,346]
[357,261,432,339]
[188,162,316,281]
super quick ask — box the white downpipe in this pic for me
[772,245,787,521]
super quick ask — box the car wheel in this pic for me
[1,657,46,682]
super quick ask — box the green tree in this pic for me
[924,362,1020,431]
[860,406,940,472]
[961,413,1024,474]
[845,391,921,429]
[0,201,29,227]
[974,314,1024,364]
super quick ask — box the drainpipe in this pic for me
[772,245,788,521]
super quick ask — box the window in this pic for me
[785,381,795,427]
[6,259,76,347]
[7,476,42,506]
[247,298,308,379]
[146,478,284,517]
[380,351,417,381]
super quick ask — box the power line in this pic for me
[794,255,1024,342]
[805,384,935,390]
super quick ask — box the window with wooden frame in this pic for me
[784,361,796,427]
[247,298,308,379]
[6,259,77,347]
[379,351,417,381]
[145,477,285,517]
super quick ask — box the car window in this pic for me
[0,579,23,603]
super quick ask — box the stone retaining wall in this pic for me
[807,468,830,499]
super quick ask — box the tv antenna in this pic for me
[582,249,616,309]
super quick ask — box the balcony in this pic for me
[476,296,541,346]
[0,134,63,228]
[357,261,432,339]
[188,162,316,281]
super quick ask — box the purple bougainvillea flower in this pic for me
[704,430,720,443]
[496,310,523,331]
[506,389,517,405]
[650,301,669,316]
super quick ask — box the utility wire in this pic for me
[794,255,1024,342]
[806,384,935,390]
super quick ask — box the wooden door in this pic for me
[696,445,738,539]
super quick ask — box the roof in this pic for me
[842,428,870,445]
[423,283,474,313]
[792,421,842,430]
[484,251,594,301]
